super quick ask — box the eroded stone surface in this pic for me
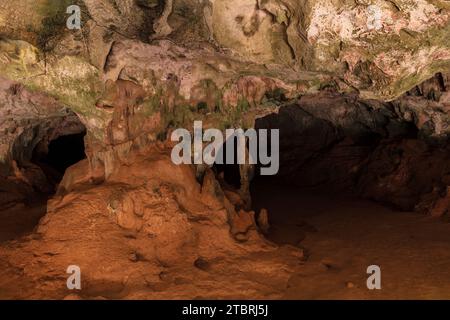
[0,148,302,299]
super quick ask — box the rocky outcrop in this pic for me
[0,146,302,299]
[359,140,450,211]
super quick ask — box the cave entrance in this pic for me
[248,94,448,250]
[0,113,87,243]
[246,94,450,298]
[32,131,87,188]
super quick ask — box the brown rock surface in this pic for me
[0,147,302,299]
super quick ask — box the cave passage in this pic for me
[0,112,87,243]
[237,95,450,298]
[32,131,87,186]
[46,132,87,174]
[0,131,87,243]
[243,94,450,246]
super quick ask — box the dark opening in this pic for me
[1,122,86,243]
[46,132,87,175]
[246,94,449,248]
[32,131,87,187]
[213,138,242,189]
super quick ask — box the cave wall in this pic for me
[0,0,448,210]
[255,74,450,212]
[0,0,449,141]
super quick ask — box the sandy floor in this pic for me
[252,179,450,300]
[0,202,47,243]
[2,180,450,299]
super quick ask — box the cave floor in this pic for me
[2,181,450,299]
[252,180,450,300]
[0,201,47,243]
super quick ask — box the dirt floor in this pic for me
[252,179,450,300]
[2,179,450,299]
[0,201,47,243]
